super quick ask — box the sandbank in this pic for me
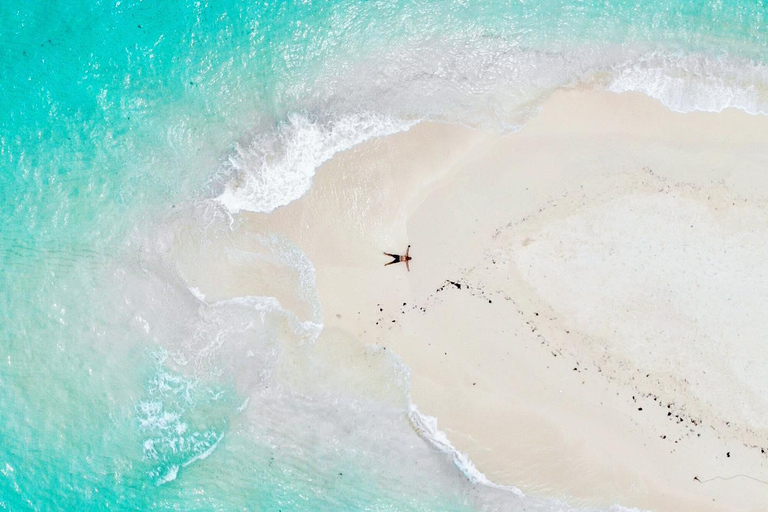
[179,89,768,511]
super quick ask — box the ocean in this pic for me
[1,1,766,510]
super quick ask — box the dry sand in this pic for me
[178,89,768,511]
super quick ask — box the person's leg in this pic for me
[384,254,400,266]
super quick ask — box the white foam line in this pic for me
[606,52,768,115]
[408,405,655,511]
[182,433,225,469]
[237,397,251,413]
[156,465,179,486]
[188,286,206,302]
[407,404,524,496]
[216,113,417,214]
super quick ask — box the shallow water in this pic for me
[1,1,767,510]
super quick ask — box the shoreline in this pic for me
[180,89,768,511]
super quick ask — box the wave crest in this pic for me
[215,112,414,214]
[607,52,768,115]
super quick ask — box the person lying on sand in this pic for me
[384,245,412,271]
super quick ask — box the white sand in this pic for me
[177,89,768,511]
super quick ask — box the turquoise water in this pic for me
[1,1,767,510]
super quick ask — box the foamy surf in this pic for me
[216,112,416,214]
[156,465,179,486]
[408,405,524,497]
[607,52,768,115]
[212,45,768,223]
[407,405,650,511]
[181,432,225,468]
[188,286,207,302]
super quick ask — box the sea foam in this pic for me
[408,405,524,496]
[213,43,768,218]
[607,52,768,115]
[216,112,415,214]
